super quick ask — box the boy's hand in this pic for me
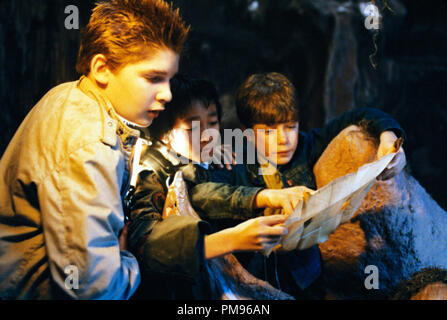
[377,131,406,181]
[204,144,237,170]
[228,215,288,252]
[254,186,315,216]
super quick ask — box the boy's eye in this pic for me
[148,77,163,83]
[209,121,219,127]
[145,76,164,83]
[185,125,200,132]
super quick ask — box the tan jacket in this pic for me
[0,77,141,299]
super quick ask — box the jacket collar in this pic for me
[77,76,141,153]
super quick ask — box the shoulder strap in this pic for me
[124,139,176,220]
[140,142,181,194]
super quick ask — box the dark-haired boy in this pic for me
[185,72,407,298]
[127,74,292,299]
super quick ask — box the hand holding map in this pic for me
[265,141,402,256]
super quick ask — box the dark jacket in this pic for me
[183,107,405,294]
[125,141,212,299]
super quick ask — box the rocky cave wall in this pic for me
[0,0,446,209]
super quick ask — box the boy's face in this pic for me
[252,121,299,166]
[105,48,179,127]
[168,101,220,162]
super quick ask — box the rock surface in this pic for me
[313,126,447,299]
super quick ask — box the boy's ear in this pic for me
[89,54,111,86]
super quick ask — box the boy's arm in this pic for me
[308,107,406,166]
[183,165,315,221]
[182,164,264,221]
[40,142,140,300]
[127,169,212,282]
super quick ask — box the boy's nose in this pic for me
[277,127,289,144]
[200,127,212,142]
[155,82,172,104]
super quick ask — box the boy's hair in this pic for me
[236,72,299,128]
[76,0,190,75]
[392,267,447,300]
[149,74,222,140]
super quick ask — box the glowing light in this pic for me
[248,1,259,12]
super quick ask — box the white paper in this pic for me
[265,152,397,255]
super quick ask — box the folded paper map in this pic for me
[265,151,398,256]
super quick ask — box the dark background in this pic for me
[0,0,446,210]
